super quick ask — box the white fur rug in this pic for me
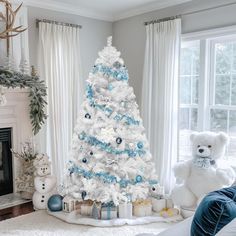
[48,210,182,227]
[0,210,179,236]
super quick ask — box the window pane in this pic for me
[180,49,192,75]
[192,76,199,104]
[215,75,230,105]
[180,76,191,104]
[179,130,192,160]
[233,44,236,73]
[191,108,198,130]
[179,108,189,130]
[231,75,236,105]
[210,109,228,132]
[180,41,200,105]
[229,111,236,135]
[228,136,236,163]
[215,42,232,75]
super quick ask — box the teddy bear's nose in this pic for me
[199,149,204,153]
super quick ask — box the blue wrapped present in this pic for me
[101,201,117,220]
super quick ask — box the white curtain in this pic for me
[141,19,181,193]
[38,22,82,184]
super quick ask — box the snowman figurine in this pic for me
[32,154,56,210]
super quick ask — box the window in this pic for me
[179,31,236,164]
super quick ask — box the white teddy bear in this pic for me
[32,154,56,210]
[171,131,235,208]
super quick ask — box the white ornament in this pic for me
[100,125,116,143]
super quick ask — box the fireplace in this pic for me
[0,128,13,196]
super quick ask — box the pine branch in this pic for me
[0,69,47,135]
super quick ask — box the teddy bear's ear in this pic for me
[217,132,229,145]
[190,132,199,142]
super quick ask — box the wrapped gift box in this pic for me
[63,196,83,213]
[101,202,117,220]
[151,198,166,212]
[133,199,152,217]
[80,200,94,216]
[118,202,132,219]
[92,202,101,219]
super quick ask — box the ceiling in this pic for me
[21,0,192,21]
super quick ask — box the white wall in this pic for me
[113,0,236,105]
[27,6,112,82]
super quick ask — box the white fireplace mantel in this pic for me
[0,87,33,193]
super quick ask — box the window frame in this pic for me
[178,26,236,162]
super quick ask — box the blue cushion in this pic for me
[191,186,236,236]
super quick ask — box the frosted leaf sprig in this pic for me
[79,131,146,157]
[86,85,140,125]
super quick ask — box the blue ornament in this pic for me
[135,175,143,183]
[85,113,91,119]
[82,158,87,163]
[149,180,158,185]
[113,61,122,69]
[119,179,128,188]
[108,84,113,91]
[81,191,87,200]
[116,137,122,144]
[137,142,144,149]
[79,132,85,140]
[47,194,63,212]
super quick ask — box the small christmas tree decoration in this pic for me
[19,52,30,75]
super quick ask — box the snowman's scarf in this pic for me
[193,156,215,169]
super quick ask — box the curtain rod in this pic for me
[36,19,82,29]
[144,1,236,25]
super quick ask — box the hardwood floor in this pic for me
[0,201,34,221]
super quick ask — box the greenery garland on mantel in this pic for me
[0,69,47,135]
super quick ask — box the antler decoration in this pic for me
[0,0,27,39]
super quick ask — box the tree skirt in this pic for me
[0,210,182,236]
[48,210,183,227]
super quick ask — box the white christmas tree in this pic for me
[64,37,158,205]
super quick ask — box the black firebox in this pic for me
[0,128,13,196]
